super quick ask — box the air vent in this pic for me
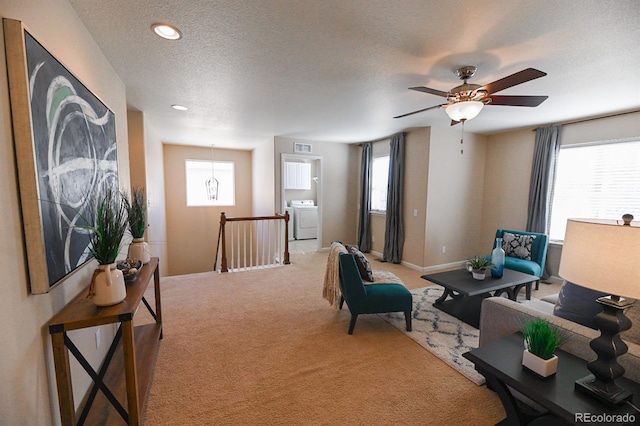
[294,143,312,154]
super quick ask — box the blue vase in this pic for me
[491,237,505,278]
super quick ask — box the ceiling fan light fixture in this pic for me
[445,101,484,121]
[151,23,182,40]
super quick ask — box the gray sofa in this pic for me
[479,294,640,383]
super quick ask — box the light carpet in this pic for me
[379,286,485,385]
[141,252,505,425]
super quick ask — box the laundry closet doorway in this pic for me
[281,153,322,253]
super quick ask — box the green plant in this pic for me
[83,187,129,265]
[467,256,494,271]
[522,318,568,360]
[124,186,147,239]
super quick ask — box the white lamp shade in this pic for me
[445,101,484,121]
[559,218,640,299]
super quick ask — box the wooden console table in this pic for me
[48,257,162,426]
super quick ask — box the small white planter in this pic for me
[522,349,558,378]
[129,238,151,264]
[472,269,486,280]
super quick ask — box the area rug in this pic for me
[379,286,485,385]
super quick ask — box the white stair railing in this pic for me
[214,212,290,272]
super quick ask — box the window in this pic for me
[548,140,640,241]
[185,160,235,206]
[371,156,389,212]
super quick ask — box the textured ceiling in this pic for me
[68,0,640,149]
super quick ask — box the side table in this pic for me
[48,257,162,425]
[463,332,640,425]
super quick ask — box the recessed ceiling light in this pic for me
[171,104,188,111]
[151,23,182,40]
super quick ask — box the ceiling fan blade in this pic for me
[450,119,460,126]
[480,68,547,95]
[393,104,443,119]
[409,86,449,97]
[488,95,548,107]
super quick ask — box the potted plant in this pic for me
[82,187,129,306]
[521,318,568,378]
[467,256,494,280]
[124,186,150,264]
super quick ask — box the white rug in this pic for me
[379,286,485,385]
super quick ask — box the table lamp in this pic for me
[558,216,640,406]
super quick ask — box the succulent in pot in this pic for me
[466,256,494,280]
[124,186,150,264]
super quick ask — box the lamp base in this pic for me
[575,295,635,407]
[575,374,632,406]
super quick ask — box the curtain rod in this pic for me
[533,108,640,131]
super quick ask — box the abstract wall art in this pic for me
[4,19,118,294]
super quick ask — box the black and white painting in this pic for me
[22,29,118,290]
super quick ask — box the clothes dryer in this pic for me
[290,200,318,240]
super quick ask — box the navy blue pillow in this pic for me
[553,281,606,329]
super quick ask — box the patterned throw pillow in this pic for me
[502,232,536,260]
[345,245,374,282]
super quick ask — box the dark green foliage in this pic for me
[522,318,568,360]
[124,187,147,239]
[85,187,128,265]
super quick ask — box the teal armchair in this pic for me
[338,253,412,334]
[494,229,549,290]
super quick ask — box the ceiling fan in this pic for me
[394,66,548,124]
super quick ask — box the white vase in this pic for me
[129,238,151,264]
[92,263,127,306]
[522,349,558,378]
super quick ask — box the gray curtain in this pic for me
[357,142,372,252]
[526,125,562,233]
[526,125,561,280]
[383,132,405,263]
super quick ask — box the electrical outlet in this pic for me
[413,209,418,217]
[95,329,101,349]
[372,235,375,242]
[442,246,446,254]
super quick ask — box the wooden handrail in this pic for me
[215,212,290,272]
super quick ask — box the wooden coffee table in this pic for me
[421,268,539,328]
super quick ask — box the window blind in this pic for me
[548,140,640,241]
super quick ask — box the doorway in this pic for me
[281,153,322,252]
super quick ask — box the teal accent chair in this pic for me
[494,229,549,290]
[338,253,412,334]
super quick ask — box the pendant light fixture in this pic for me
[205,145,219,201]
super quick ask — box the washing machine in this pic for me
[290,200,318,240]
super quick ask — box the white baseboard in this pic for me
[369,250,467,273]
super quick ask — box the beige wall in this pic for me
[479,128,535,250]
[402,129,430,267]
[127,109,169,275]
[163,144,253,275]
[0,1,129,424]
[425,127,487,268]
[251,137,276,216]
[275,137,359,248]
